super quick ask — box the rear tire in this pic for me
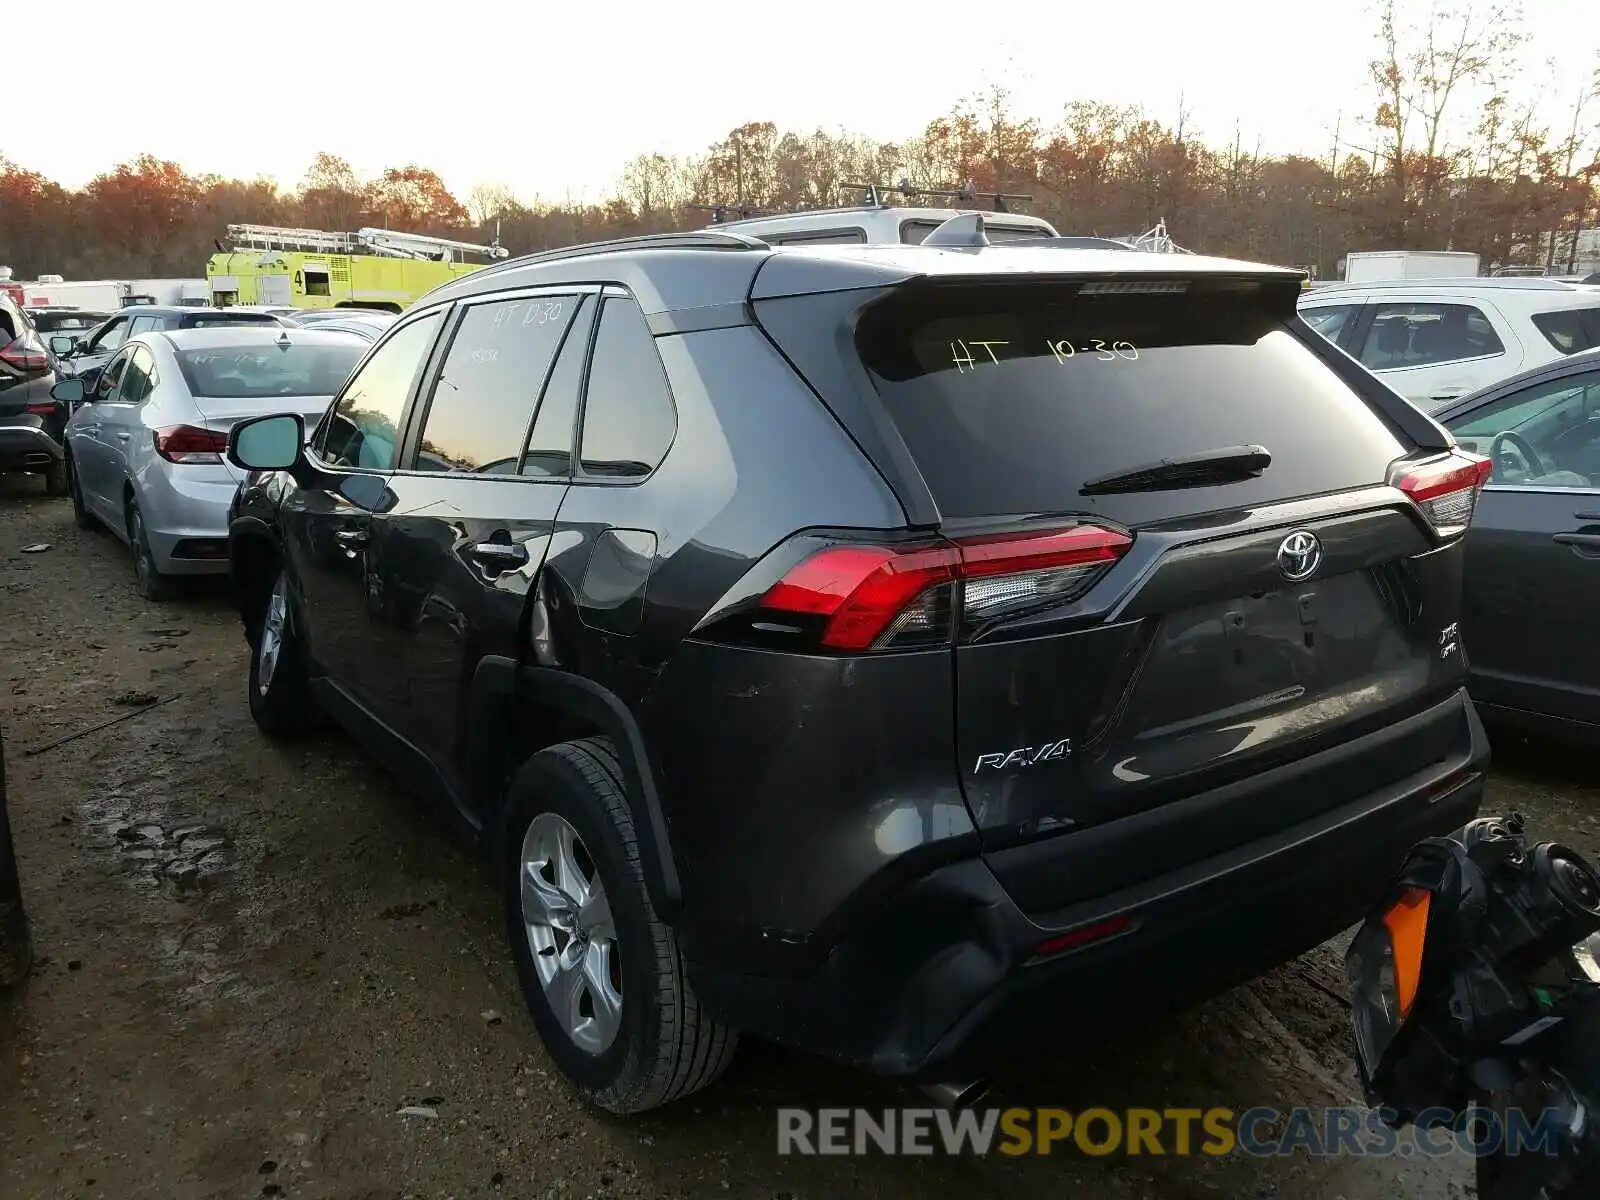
[66,456,95,530]
[127,499,176,602]
[502,737,736,1114]
[42,460,68,497]
[247,570,320,736]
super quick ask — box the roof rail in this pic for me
[689,203,774,225]
[463,230,770,283]
[840,179,1034,213]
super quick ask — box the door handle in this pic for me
[115,431,130,441]
[1553,532,1600,551]
[1574,512,1600,522]
[334,528,369,549]
[465,540,529,569]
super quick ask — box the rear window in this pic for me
[1531,307,1600,354]
[853,279,1409,522]
[900,221,1053,245]
[34,312,108,332]
[175,343,364,398]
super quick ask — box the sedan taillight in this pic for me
[153,424,228,464]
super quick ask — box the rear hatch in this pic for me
[0,306,52,423]
[753,264,1488,912]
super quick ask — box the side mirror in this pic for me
[50,377,86,405]
[48,335,76,356]
[228,412,304,472]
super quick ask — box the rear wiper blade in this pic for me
[1079,444,1272,496]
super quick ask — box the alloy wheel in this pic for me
[519,812,623,1055]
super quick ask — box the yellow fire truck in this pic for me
[206,224,510,313]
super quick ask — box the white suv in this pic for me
[1298,278,1600,413]
[705,205,1059,246]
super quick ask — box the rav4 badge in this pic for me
[972,738,1073,774]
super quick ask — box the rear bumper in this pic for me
[0,423,63,472]
[138,468,237,576]
[689,688,1489,1080]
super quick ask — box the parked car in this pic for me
[53,326,366,600]
[1298,277,1600,413]
[26,307,113,359]
[223,226,1491,1113]
[1430,347,1600,743]
[283,310,398,342]
[52,305,296,394]
[0,293,66,493]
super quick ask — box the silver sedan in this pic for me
[52,326,368,600]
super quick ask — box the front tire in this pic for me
[127,499,176,601]
[247,571,320,736]
[502,738,736,1114]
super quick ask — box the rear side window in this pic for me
[900,221,1053,245]
[1300,304,1359,344]
[576,296,676,479]
[852,279,1409,523]
[1531,307,1600,355]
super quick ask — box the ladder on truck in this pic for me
[1120,219,1193,254]
[225,224,509,263]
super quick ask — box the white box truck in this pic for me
[21,276,210,309]
[1342,251,1481,283]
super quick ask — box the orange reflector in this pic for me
[1035,915,1132,958]
[1381,886,1432,1018]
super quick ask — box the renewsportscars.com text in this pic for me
[776,1106,1567,1158]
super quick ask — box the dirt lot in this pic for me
[2,475,1597,1200]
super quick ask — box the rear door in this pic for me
[371,289,590,801]
[1440,363,1600,730]
[827,273,1477,908]
[1352,296,1521,411]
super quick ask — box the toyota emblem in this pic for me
[1276,530,1322,582]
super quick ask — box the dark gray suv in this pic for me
[223,220,1493,1113]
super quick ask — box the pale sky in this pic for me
[7,0,1595,205]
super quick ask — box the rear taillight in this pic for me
[1390,451,1493,539]
[25,403,55,416]
[0,334,48,372]
[753,525,1132,653]
[153,424,228,464]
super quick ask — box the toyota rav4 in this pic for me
[222,219,1492,1114]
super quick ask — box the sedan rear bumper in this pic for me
[138,467,239,576]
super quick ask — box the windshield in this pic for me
[175,343,364,398]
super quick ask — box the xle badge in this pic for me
[973,738,1073,774]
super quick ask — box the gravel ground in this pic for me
[2,473,1596,1200]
